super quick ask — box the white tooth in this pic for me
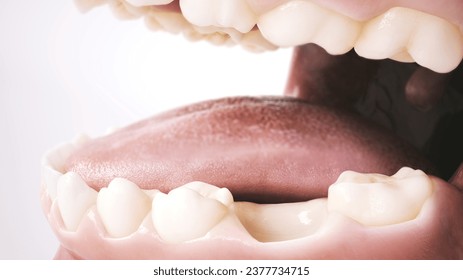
[180,0,257,33]
[152,182,232,243]
[97,178,151,238]
[235,199,328,242]
[257,0,361,55]
[57,172,97,231]
[390,51,415,63]
[126,0,174,7]
[408,12,463,73]
[355,7,463,73]
[241,30,278,52]
[193,25,244,44]
[183,181,234,206]
[41,143,76,200]
[42,166,62,200]
[145,11,191,34]
[327,167,434,226]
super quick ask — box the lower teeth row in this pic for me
[43,138,434,243]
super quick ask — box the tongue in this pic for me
[64,96,435,203]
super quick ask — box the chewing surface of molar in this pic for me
[355,7,463,73]
[327,167,434,226]
[234,199,329,242]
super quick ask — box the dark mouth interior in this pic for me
[289,43,463,180]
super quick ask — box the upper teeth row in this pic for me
[42,136,434,243]
[76,0,463,73]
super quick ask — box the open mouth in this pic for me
[41,0,463,259]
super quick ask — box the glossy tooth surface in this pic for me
[57,172,98,231]
[126,0,174,6]
[235,199,328,242]
[179,0,257,33]
[97,178,151,238]
[355,7,463,73]
[257,0,361,54]
[327,167,433,226]
[152,182,232,243]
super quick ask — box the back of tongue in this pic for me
[64,96,436,203]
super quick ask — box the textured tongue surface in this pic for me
[64,96,435,203]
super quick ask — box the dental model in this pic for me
[41,0,463,259]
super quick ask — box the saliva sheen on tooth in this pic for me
[48,137,435,244]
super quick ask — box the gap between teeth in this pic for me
[43,137,435,243]
[76,0,463,73]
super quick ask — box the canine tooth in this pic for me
[97,178,151,238]
[152,182,232,243]
[57,172,97,231]
[327,167,433,226]
[180,0,257,33]
[126,0,174,7]
[355,7,463,73]
[235,199,328,242]
[257,0,361,54]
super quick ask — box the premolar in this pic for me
[257,0,361,55]
[179,0,257,33]
[151,182,233,243]
[327,167,434,226]
[97,178,152,238]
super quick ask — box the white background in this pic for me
[0,0,291,259]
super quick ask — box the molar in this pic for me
[355,7,463,73]
[327,167,434,226]
[151,182,233,243]
[179,0,257,33]
[234,199,329,242]
[257,0,361,55]
[97,178,152,238]
[57,172,98,231]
